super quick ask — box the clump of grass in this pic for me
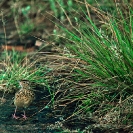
[55,1,133,127]
[0,50,50,93]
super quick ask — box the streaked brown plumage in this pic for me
[12,80,35,119]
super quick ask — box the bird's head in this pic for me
[19,80,30,89]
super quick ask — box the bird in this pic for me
[12,80,35,120]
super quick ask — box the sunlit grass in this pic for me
[0,50,50,93]
[57,1,133,125]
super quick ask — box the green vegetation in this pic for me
[0,0,133,132]
[60,0,133,127]
[0,51,50,92]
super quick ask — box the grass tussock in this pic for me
[49,1,133,129]
[0,51,49,93]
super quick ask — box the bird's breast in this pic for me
[14,89,35,108]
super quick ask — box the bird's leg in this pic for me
[12,107,20,119]
[21,110,27,120]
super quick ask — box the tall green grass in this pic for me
[61,3,133,124]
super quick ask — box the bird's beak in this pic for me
[19,81,23,88]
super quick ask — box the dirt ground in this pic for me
[0,86,94,132]
[0,88,61,132]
